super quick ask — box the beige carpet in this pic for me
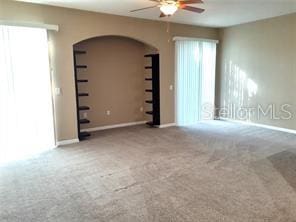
[1,120,296,221]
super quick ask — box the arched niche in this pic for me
[72,35,159,135]
[74,35,159,53]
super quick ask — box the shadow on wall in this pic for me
[221,60,258,121]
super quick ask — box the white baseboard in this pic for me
[56,138,79,146]
[56,122,176,146]
[81,121,146,132]
[219,117,296,135]
[157,123,176,128]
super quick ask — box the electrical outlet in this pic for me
[169,85,173,91]
[140,107,144,112]
[106,110,111,116]
[83,112,88,118]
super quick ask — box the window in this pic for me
[175,39,217,126]
[0,25,55,164]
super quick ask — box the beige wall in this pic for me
[217,13,296,130]
[0,0,218,141]
[74,36,149,128]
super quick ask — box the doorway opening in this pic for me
[175,38,217,126]
[0,25,55,164]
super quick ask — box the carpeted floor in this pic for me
[1,120,296,221]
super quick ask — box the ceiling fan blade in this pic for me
[149,0,161,2]
[159,12,166,18]
[130,5,158,12]
[179,0,204,4]
[180,5,205,13]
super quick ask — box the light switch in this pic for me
[169,85,173,91]
[55,87,62,95]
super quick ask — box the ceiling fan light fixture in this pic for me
[160,4,178,16]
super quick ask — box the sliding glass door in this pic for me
[0,25,55,164]
[175,39,217,126]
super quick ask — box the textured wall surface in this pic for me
[0,0,218,141]
[217,13,296,130]
[74,36,147,129]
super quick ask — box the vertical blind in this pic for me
[0,25,55,164]
[176,39,217,126]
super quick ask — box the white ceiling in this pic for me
[18,0,296,27]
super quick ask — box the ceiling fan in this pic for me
[130,0,205,18]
